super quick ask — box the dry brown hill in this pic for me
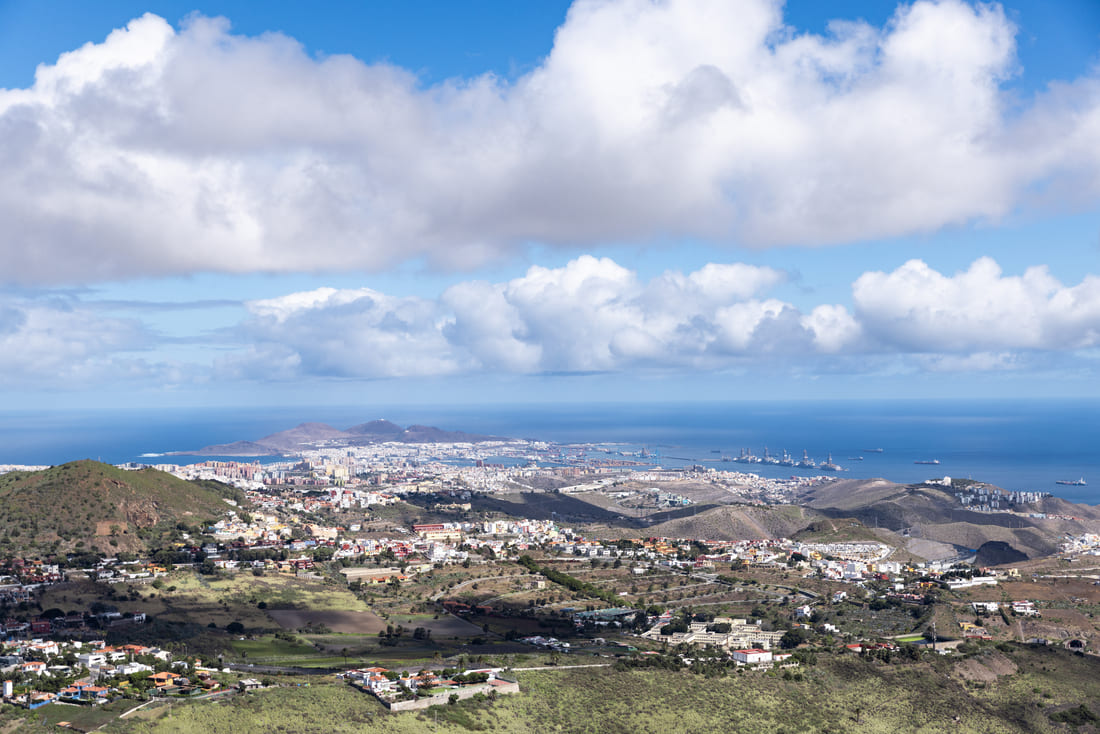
[798,478,1099,560]
[639,504,816,541]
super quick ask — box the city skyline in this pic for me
[1,0,1099,409]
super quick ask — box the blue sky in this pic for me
[1,0,1099,409]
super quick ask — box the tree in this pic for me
[780,628,808,649]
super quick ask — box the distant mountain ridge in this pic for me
[181,419,505,456]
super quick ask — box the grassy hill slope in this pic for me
[85,645,1100,734]
[0,460,244,557]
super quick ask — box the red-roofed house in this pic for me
[732,649,773,664]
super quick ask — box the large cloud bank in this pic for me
[219,256,1100,380]
[5,256,1100,386]
[1,0,1099,283]
[0,295,156,384]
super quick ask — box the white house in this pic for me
[971,602,1000,614]
[77,652,107,668]
[115,661,154,676]
[732,649,773,665]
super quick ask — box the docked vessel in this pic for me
[797,449,816,469]
[735,448,760,464]
[1056,477,1087,486]
[819,453,841,472]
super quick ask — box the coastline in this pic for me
[0,399,1096,504]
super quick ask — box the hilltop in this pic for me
[185,419,504,455]
[0,460,244,557]
[797,477,1100,560]
[642,503,815,541]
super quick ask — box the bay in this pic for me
[0,399,1096,504]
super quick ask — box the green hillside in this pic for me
[0,460,245,558]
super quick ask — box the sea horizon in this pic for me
[1,398,1097,505]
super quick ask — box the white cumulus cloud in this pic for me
[7,255,1100,388]
[0,1,1099,283]
[0,295,157,384]
[853,257,1100,352]
[229,286,459,379]
[225,256,853,378]
[223,256,1100,380]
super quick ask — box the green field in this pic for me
[41,569,370,631]
[61,645,1100,734]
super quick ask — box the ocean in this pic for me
[0,399,1096,505]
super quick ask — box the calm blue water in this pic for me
[0,400,1096,504]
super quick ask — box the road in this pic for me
[511,663,612,671]
[225,662,337,675]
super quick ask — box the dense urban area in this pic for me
[0,433,1099,732]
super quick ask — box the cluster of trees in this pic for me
[939,564,976,581]
[613,651,685,672]
[858,643,922,663]
[517,556,628,607]
[379,623,407,646]
[659,610,713,636]
[1050,705,1100,727]
[449,671,490,685]
[660,617,690,635]
[234,548,288,563]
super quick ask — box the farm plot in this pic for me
[267,608,387,634]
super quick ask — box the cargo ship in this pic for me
[914,459,941,465]
[1056,478,1087,486]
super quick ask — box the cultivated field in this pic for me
[267,609,386,634]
